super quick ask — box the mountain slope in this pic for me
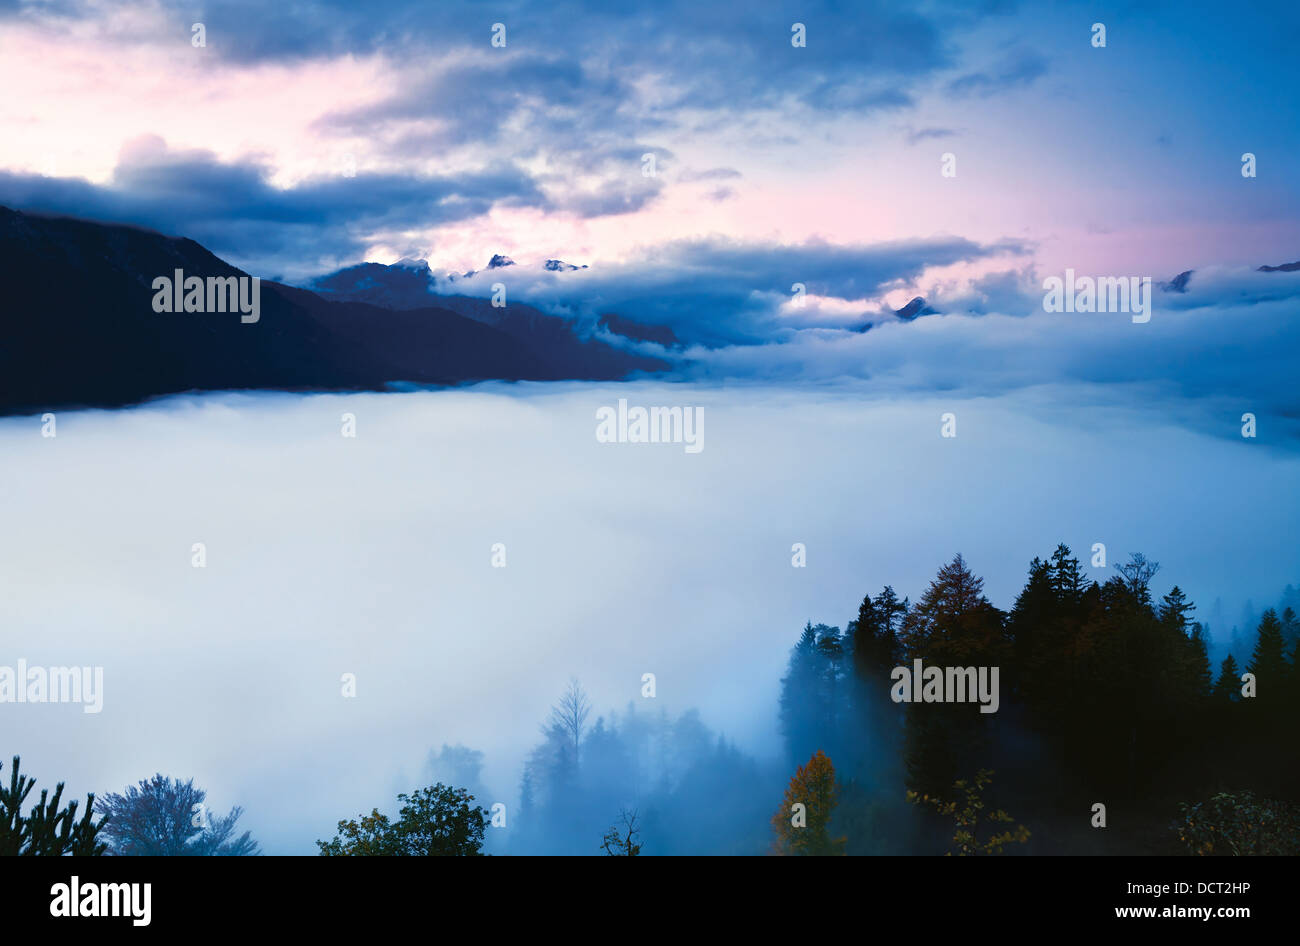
[0,208,665,415]
[310,257,670,372]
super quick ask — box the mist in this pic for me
[2,379,1297,853]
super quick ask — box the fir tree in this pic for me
[1212,655,1241,703]
[1247,609,1288,705]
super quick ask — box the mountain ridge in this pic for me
[0,207,665,415]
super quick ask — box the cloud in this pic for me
[905,126,958,145]
[679,167,744,183]
[670,267,1300,440]
[945,50,1048,98]
[427,234,1029,346]
[3,0,1006,206]
[0,135,551,278]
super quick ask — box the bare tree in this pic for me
[548,678,592,762]
[601,808,642,856]
[1115,553,1161,599]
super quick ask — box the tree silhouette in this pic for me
[318,783,487,856]
[1115,553,1161,602]
[0,756,106,856]
[1247,609,1288,702]
[98,774,259,855]
[1212,655,1241,702]
[600,808,642,856]
[549,678,592,764]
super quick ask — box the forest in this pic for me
[5,545,1298,855]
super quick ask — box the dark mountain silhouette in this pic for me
[0,208,665,415]
[597,312,680,347]
[893,296,938,320]
[853,296,938,332]
[1161,261,1299,287]
[310,257,676,363]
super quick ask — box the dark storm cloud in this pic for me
[0,1,1052,254]
[0,136,549,275]
[6,1,980,139]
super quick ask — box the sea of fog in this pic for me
[2,380,1297,853]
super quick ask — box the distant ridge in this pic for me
[0,207,666,415]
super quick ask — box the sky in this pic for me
[1,0,1297,291]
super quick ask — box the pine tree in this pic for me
[1247,609,1287,702]
[779,622,820,754]
[900,553,1000,661]
[1212,655,1241,703]
[817,626,846,736]
[1280,606,1298,651]
[851,587,906,683]
[1160,586,1195,634]
[518,769,535,821]
[0,756,106,856]
[1049,544,1086,605]
[1187,624,1212,698]
[1160,587,1206,704]
[1289,634,1300,713]
[1008,557,1055,705]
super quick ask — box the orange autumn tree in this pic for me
[771,749,847,855]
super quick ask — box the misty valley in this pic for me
[4,384,1295,857]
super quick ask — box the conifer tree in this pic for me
[1212,655,1241,702]
[0,756,106,856]
[1160,586,1195,634]
[1247,609,1288,703]
[1187,624,1213,698]
[1049,544,1087,605]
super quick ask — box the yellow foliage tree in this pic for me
[771,750,847,855]
[907,768,1030,855]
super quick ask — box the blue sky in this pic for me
[0,0,1295,284]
